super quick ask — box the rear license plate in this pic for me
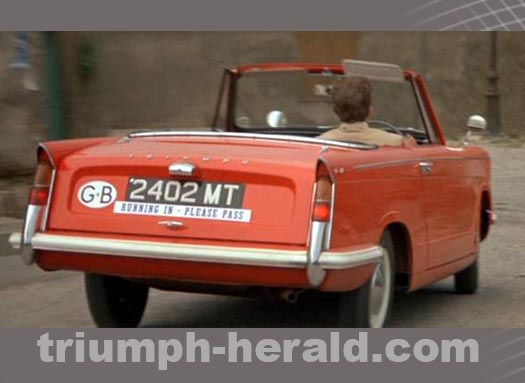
[125,177,245,208]
[113,177,251,222]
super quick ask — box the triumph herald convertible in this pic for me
[9,60,493,328]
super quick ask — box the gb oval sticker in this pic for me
[78,181,117,209]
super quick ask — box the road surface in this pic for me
[0,145,523,327]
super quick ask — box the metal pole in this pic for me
[486,31,502,136]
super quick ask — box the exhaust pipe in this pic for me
[279,289,300,304]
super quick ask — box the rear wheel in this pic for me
[454,258,479,294]
[85,273,149,328]
[338,232,395,328]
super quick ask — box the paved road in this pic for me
[0,145,524,327]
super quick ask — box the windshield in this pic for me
[234,70,426,134]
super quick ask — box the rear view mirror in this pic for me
[266,110,287,128]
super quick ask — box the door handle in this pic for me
[419,162,434,174]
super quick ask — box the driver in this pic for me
[318,76,416,147]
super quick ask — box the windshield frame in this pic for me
[213,63,446,146]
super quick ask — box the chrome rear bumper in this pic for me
[9,232,383,287]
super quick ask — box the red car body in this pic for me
[10,61,493,327]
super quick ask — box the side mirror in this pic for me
[464,115,487,145]
[467,115,487,132]
[266,110,287,128]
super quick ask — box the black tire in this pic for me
[338,232,395,328]
[85,273,149,328]
[454,258,479,294]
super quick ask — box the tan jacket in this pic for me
[318,122,413,147]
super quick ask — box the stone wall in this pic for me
[0,32,46,177]
[59,32,524,140]
[358,32,522,138]
[58,32,301,137]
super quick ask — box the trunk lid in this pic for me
[47,136,328,245]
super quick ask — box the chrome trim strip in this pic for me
[308,222,326,264]
[12,232,383,273]
[38,143,56,168]
[40,169,56,231]
[324,182,336,251]
[128,131,377,150]
[421,156,463,161]
[306,180,318,248]
[38,143,56,232]
[20,205,41,265]
[31,233,308,267]
[22,205,41,246]
[418,156,488,162]
[354,155,488,171]
[353,159,415,171]
[307,221,328,286]
[412,78,437,143]
[318,156,336,251]
[320,246,384,269]
[318,156,336,181]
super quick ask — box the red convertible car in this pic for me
[10,60,493,328]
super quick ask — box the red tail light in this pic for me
[28,148,54,206]
[313,201,331,221]
[312,165,333,222]
[29,186,49,205]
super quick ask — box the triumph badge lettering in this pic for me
[78,181,117,209]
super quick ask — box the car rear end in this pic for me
[10,134,382,293]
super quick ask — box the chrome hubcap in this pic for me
[368,248,392,328]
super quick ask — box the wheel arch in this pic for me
[480,189,492,242]
[382,222,413,292]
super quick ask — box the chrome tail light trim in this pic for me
[20,205,41,265]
